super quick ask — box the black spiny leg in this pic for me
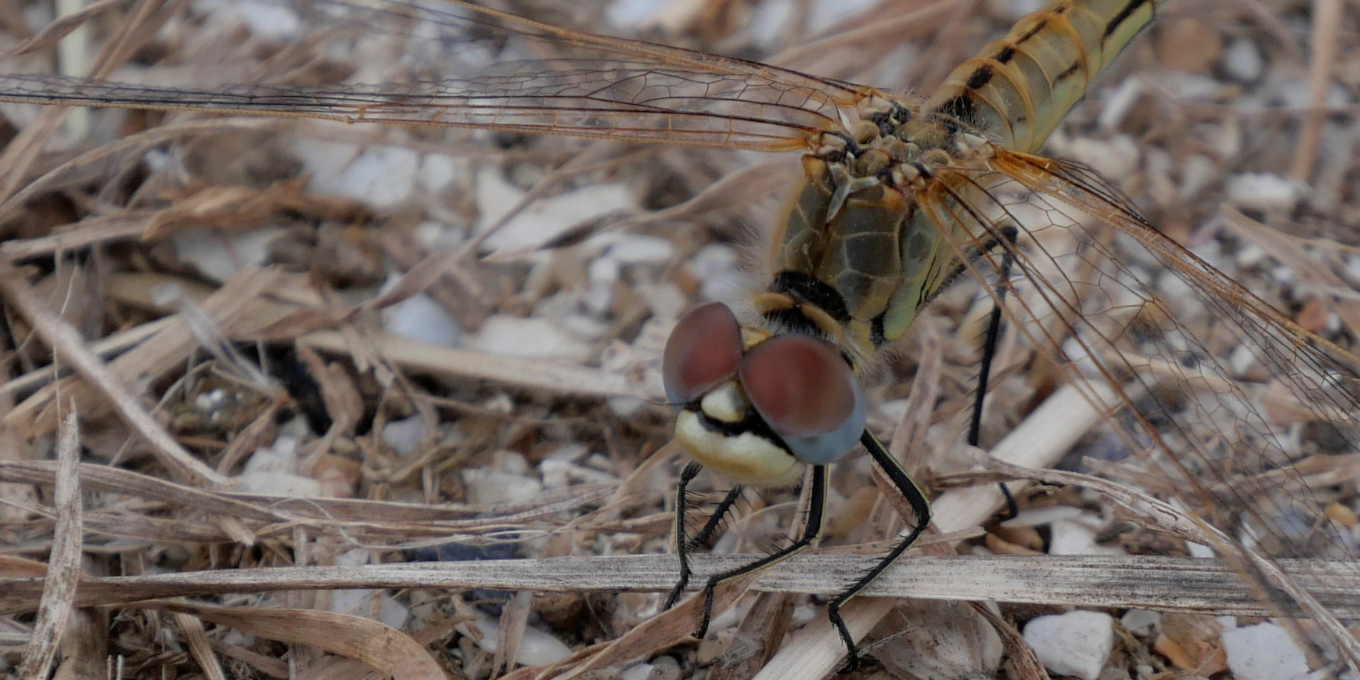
[691,465,828,640]
[829,431,932,673]
[689,485,744,551]
[665,462,745,610]
[969,224,1019,520]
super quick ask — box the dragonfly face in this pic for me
[663,301,865,486]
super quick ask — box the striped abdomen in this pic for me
[924,0,1158,154]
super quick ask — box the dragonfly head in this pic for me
[662,302,866,486]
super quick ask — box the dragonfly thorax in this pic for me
[756,112,985,366]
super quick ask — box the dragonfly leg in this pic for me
[688,485,744,551]
[969,224,1020,519]
[828,430,932,673]
[691,465,828,641]
[665,463,744,610]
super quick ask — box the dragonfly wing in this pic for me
[0,0,869,151]
[921,148,1360,666]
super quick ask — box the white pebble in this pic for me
[606,0,668,30]
[1022,610,1114,680]
[1002,505,1083,528]
[293,141,419,209]
[241,436,299,475]
[500,451,530,476]
[1007,0,1047,18]
[1222,622,1311,680]
[1272,264,1295,285]
[1228,344,1257,377]
[1064,135,1139,181]
[588,232,675,265]
[1276,79,1351,110]
[1179,154,1218,201]
[619,663,654,680]
[173,227,287,284]
[381,293,462,348]
[1345,254,1360,283]
[1098,77,1142,132]
[461,469,543,506]
[1162,73,1222,101]
[1120,609,1161,637]
[467,315,594,362]
[1222,37,1264,83]
[330,588,369,616]
[476,169,636,254]
[236,471,321,497]
[1226,173,1301,211]
[1185,540,1216,558]
[689,244,744,302]
[381,415,426,456]
[464,616,572,666]
[379,593,410,629]
[1237,243,1267,269]
[205,0,300,39]
[419,153,464,195]
[1048,518,1101,555]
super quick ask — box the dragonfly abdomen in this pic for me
[924,0,1159,154]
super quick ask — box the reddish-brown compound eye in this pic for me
[738,335,865,464]
[663,302,744,404]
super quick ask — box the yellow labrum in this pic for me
[925,0,1159,153]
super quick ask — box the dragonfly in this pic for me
[2,0,1359,674]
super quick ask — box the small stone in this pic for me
[619,663,654,680]
[688,244,744,302]
[294,141,420,209]
[1022,610,1115,680]
[1228,344,1258,378]
[381,292,462,348]
[419,153,464,194]
[378,593,409,629]
[590,232,675,265]
[1223,37,1264,83]
[1049,517,1100,555]
[1236,243,1267,269]
[1120,610,1161,637]
[173,227,288,284]
[235,471,322,497]
[1226,173,1301,211]
[467,315,593,362]
[237,436,322,497]
[209,0,301,39]
[1222,622,1311,680]
[464,616,572,666]
[381,415,426,456]
[461,468,543,506]
[1002,504,1083,528]
[649,656,682,680]
[476,168,636,254]
[1064,135,1139,182]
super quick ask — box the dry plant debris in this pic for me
[0,0,1359,679]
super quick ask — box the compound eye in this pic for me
[739,335,865,465]
[663,303,744,404]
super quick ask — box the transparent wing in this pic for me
[0,0,870,150]
[922,148,1360,663]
